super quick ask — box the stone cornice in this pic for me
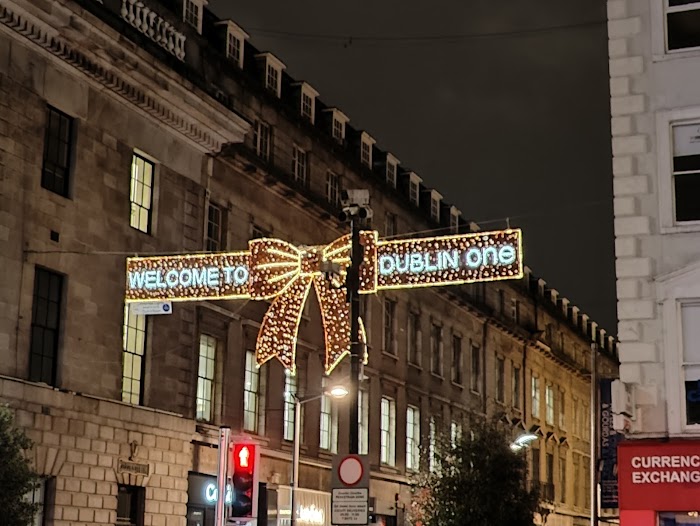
[0,0,250,153]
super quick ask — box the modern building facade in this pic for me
[608,1,700,524]
[0,0,616,525]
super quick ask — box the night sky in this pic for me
[208,1,616,333]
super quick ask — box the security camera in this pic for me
[340,189,370,207]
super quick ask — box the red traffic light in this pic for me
[230,443,258,519]
[232,444,255,474]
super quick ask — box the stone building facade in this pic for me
[607,1,700,525]
[0,0,616,525]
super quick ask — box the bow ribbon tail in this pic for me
[314,277,367,375]
[255,276,314,375]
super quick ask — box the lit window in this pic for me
[496,356,505,402]
[41,105,73,197]
[666,1,700,51]
[407,312,421,366]
[292,146,308,185]
[383,299,397,355]
[183,0,201,32]
[122,305,147,405]
[512,365,521,409]
[196,334,216,422]
[406,405,420,471]
[470,343,481,392]
[130,153,154,234]
[380,397,396,466]
[29,267,63,386]
[358,389,369,455]
[326,171,340,205]
[206,202,224,252]
[243,350,262,433]
[451,335,462,384]
[531,375,541,418]
[430,324,442,376]
[253,121,271,161]
[384,212,397,237]
[671,123,700,222]
[283,371,297,441]
[320,377,339,452]
[546,384,554,425]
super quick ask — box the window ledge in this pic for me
[430,372,444,381]
[652,48,700,64]
[660,221,700,235]
[451,381,464,389]
[470,389,481,396]
[381,350,398,360]
[408,362,422,371]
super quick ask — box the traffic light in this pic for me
[230,443,259,520]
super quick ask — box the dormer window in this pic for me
[386,153,399,188]
[183,0,206,34]
[295,82,319,123]
[408,172,422,206]
[430,190,442,222]
[450,206,461,233]
[217,21,249,68]
[255,53,286,98]
[360,132,376,168]
[325,108,349,143]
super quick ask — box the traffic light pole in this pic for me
[216,427,231,526]
[348,217,362,455]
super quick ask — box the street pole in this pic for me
[215,426,230,526]
[590,343,598,526]
[348,217,362,455]
[291,397,301,526]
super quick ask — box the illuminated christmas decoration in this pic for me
[125,229,522,373]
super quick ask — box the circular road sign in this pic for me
[338,456,364,487]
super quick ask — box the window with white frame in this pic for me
[206,202,225,252]
[253,121,271,161]
[320,377,339,452]
[326,171,340,205]
[409,180,419,205]
[196,334,216,422]
[360,133,375,167]
[359,389,369,455]
[386,158,398,187]
[559,389,566,429]
[380,396,396,466]
[332,118,345,142]
[385,212,397,237]
[681,302,700,425]
[225,23,248,68]
[383,298,397,355]
[122,305,147,405]
[406,405,420,471]
[130,153,154,234]
[292,146,308,185]
[298,83,318,123]
[244,350,265,433]
[430,192,441,222]
[671,122,700,222]
[266,64,279,93]
[545,384,555,425]
[531,375,541,418]
[283,371,297,441]
[666,1,700,51]
[183,0,203,33]
[407,311,421,366]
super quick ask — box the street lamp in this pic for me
[510,432,538,452]
[290,385,348,526]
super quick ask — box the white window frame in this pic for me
[559,389,566,430]
[326,171,340,205]
[320,377,339,452]
[292,145,308,185]
[408,172,422,206]
[253,120,271,161]
[659,260,700,434]
[358,389,369,455]
[531,375,541,419]
[430,190,442,222]
[326,108,349,142]
[360,132,376,167]
[657,108,700,233]
[545,384,555,425]
[406,405,420,471]
[122,304,147,405]
[130,152,156,234]
[380,396,396,466]
[386,153,400,188]
[652,1,700,56]
[222,21,248,67]
[255,53,286,97]
[283,371,297,441]
[196,334,217,422]
[183,0,206,34]
[296,82,319,123]
[243,349,263,433]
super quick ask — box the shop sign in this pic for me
[618,440,700,511]
[188,473,232,507]
[600,379,621,508]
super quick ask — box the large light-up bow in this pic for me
[248,235,368,375]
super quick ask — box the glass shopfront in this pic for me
[277,486,330,526]
[660,512,700,526]
[186,472,232,526]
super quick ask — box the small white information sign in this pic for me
[331,488,368,525]
[129,301,173,316]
